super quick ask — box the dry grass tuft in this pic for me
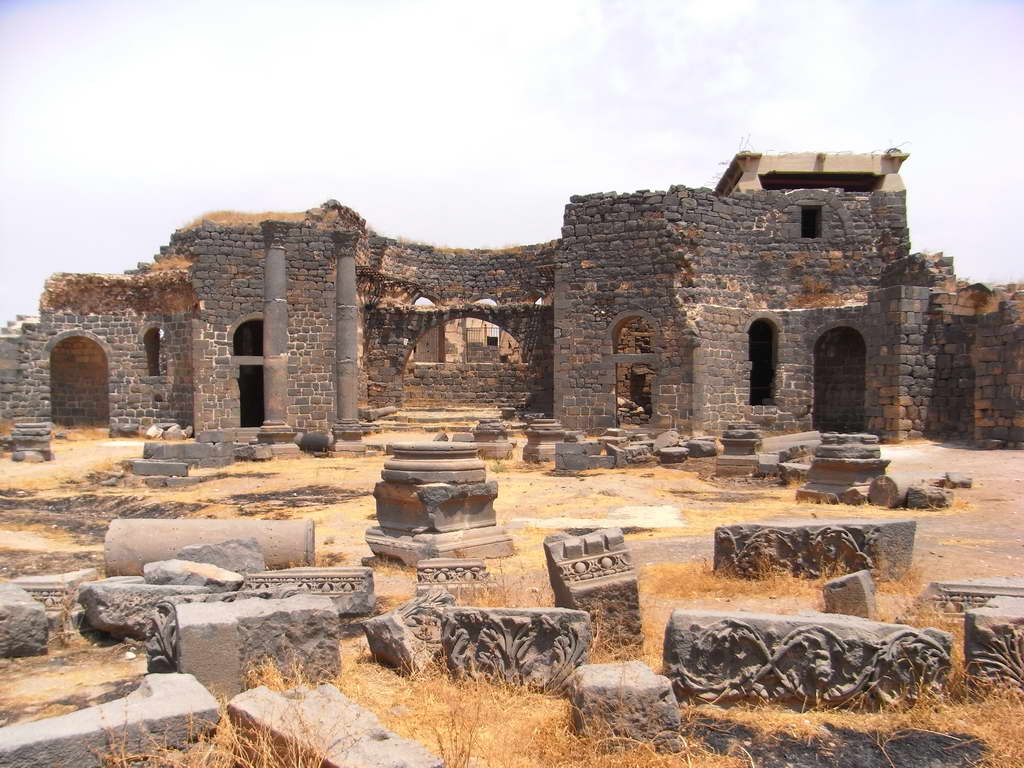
[148,255,193,272]
[179,210,309,230]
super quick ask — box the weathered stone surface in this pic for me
[906,484,954,509]
[176,537,267,574]
[920,578,1024,613]
[964,596,1024,692]
[543,528,642,648]
[657,446,689,465]
[0,582,48,658]
[943,472,973,488]
[415,558,493,597]
[664,609,952,708]
[653,429,680,451]
[79,578,211,640]
[228,684,443,768]
[129,459,189,477]
[143,559,243,592]
[779,461,810,484]
[684,438,718,458]
[147,595,341,698]
[823,569,878,620]
[568,662,680,748]
[797,433,891,503]
[0,674,219,768]
[11,568,98,627]
[363,589,455,673]
[242,567,375,616]
[441,607,591,692]
[104,518,314,576]
[714,518,916,580]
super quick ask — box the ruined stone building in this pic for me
[1,151,1021,446]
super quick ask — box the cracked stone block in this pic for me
[441,607,591,693]
[823,569,877,620]
[0,674,219,768]
[176,537,267,574]
[228,684,442,768]
[242,567,375,616]
[568,661,681,749]
[713,518,916,580]
[543,528,642,648]
[363,589,456,673]
[965,597,1024,693]
[148,595,341,697]
[78,578,212,640]
[906,484,954,509]
[0,582,48,658]
[664,609,951,709]
[143,559,244,592]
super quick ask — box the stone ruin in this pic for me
[796,432,890,504]
[10,421,53,463]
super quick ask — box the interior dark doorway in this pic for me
[748,320,776,405]
[238,364,265,427]
[813,326,867,432]
[616,363,654,425]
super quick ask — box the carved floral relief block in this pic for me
[965,597,1024,693]
[364,589,456,673]
[415,558,493,597]
[241,567,375,616]
[664,609,951,709]
[441,607,591,693]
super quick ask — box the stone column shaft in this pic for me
[257,226,298,453]
[332,233,365,454]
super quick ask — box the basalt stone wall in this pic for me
[923,302,976,442]
[367,238,557,304]
[668,186,910,309]
[364,304,553,413]
[0,335,23,423]
[555,190,697,432]
[11,310,195,429]
[972,301,1024,446]
[403,361,530,407]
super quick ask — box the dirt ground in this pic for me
[0,431,1021,759]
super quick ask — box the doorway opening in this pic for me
[813,326,866,432]
[50,335,110,426]
[748,320,776,405]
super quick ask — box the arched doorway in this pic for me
[50,335,110,426]
[404,316,526,407]
[813,326,866,432]
[748,320,776,406]
[233,319,264,427]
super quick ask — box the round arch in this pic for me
[231,315,264,357]
[812,325,867,432]
[48,333,111,426]
[609,310,660,353]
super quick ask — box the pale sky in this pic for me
[1,0,1021,321]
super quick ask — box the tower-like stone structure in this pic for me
[256,223,299,456]
[365,443,514,565]
[330,231,365,455]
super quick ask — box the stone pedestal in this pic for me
[796,433,890,504]
[471,420,514,460]
[11,422,54,462]
[365,443,513,565]
[715,423,762,477]
[522,418,565,463]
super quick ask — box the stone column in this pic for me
[257,223,299,456]
[331,231,365,455]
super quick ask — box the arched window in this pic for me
[614,316,654,354]
[748,320,776,406]
[233,319,264,356]
[143,327,162,376]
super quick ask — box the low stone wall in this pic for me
[402,361,530,407]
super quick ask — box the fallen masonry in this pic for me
[0,674,219,768]
[415,557,494,598]
[241,566,375,616]
[103,518,314,575]
[441,606,591,692]
[664,609,952,709]
[964,596,1024,694]
[143,559,244,592]
[78,577,212,640]
[176,536,267,574]
[823,569,878,620]
[228,684,443,768]
[543,527,643,648]
[363,589,456,674]
[11,567,98,632]
[920,578,1024,613]
[713,517,916,580]
[146,594,341,697]
[0,582,48,658]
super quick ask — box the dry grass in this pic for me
[179,210,309,230]
[148,255,193,272]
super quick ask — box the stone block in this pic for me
[919,578,1024,613]
[415,558,493,597]
[657,446,689,465]
[684,438,718,458]
[543,528,642,648]
[228,684,442,768]
[713,518,916,580]
[78,579,211,640]
[779,461,810,483]
[235,444,274,461]
[149,595,341,698]
[652,429,680,451]
[664,609,952,708]
[568,662,680,748]
[0,583,48,658]
[0,674,219,768]
[363,590,455,673]
[441,607,591,692]
[143,559,244,592]
[906,484,954,509]
[129,459,189,477]
[176,537,267,574]
[943,472,973,488]
[965,597,1024,693]
[823,569,877,620]
[242,567,375,616]
[12,568,99,632]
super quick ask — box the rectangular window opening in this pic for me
[801,206,822,239]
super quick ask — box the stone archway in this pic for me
[813,326,866,432]
[49,335,110,426]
